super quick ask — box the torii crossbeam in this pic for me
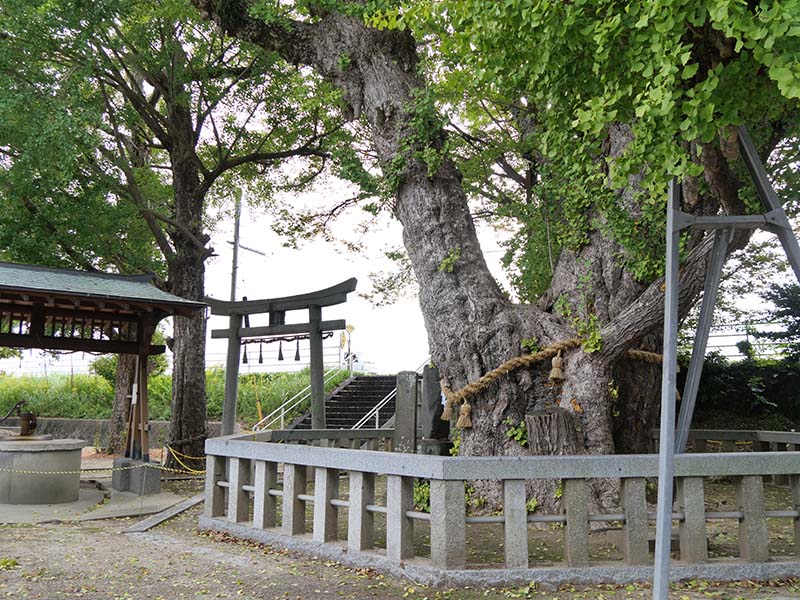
[654,126,800,599]
[207,278,357,435]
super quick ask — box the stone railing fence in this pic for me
[202,428,800,586]
[653,429,800,487]
[653,428,800,451]
[236,427,394,450]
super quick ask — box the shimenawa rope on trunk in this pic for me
[440,338,664,429]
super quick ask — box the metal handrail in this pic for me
[351,359,429,430]
[253,368,345,431]
[351,388,397,430]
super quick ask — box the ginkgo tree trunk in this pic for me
[193,0,799,508]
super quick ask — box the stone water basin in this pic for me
[0,438,85,504]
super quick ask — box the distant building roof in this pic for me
[0,261,204,313]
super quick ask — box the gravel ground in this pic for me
[2,503,800,600]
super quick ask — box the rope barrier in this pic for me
[625,348,665,364]
[165,446,206,475]
[166,447,206,461]
[165,431,208,447]
[440,338,583,405]
[0,461,204,477]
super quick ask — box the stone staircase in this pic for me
[291,375,397,430]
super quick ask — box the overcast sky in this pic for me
[203,185,511,375]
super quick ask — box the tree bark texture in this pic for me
[108,354,137,455]
[194,3,768,507]
[164,103,208,470]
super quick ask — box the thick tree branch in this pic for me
[193,2,316,65]
[193,57,257,139]
[96,82,176,261]
[148,210,213,258]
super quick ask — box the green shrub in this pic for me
[413,480,430,513]
[89,332,169,385]
[0,374,114,419]
[145,374,173,421]
[679,352,800,429]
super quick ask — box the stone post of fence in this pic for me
[227,457,251,523]
[564,478,589,567]
[282,463,307,535]
[394,372,418,453]
[348,471,375,552]
[430,479,466,569]
[386,475,414,560]
[204,455,227,518]
[737,475,769,562]
[677,477,707,563]
[792,474,800,557]
[313,467,340,543]
[503,479,528,568]
[253,461,278,528]
[622,477,649,565]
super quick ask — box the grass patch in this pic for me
[0,367,352,427]
[0,557,19,570]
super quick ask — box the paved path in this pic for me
[1,504,800,599]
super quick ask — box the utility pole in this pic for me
[221,189,269,436]
[230,190,242,302]
[227,188,267,301]
[222,189,243,436]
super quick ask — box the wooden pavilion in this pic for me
[0,261,204,462]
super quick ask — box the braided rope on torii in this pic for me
[440,338,664,428]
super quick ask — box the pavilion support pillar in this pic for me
[137,352,150,462]
[309,305,325,429]
[126,352,150,462]
[119,356,160,495]
[119,318,161,496]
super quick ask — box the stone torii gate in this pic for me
[207,278,357,435]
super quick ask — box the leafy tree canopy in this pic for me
[0,0,358,277]
[234,1,800,304]
[365,0,800,296]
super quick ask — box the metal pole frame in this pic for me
[655,125,800,598]
[653,178,681,600]
[738,126,800,281]
[674,228,731,453]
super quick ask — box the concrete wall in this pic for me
[2,417,222,448]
